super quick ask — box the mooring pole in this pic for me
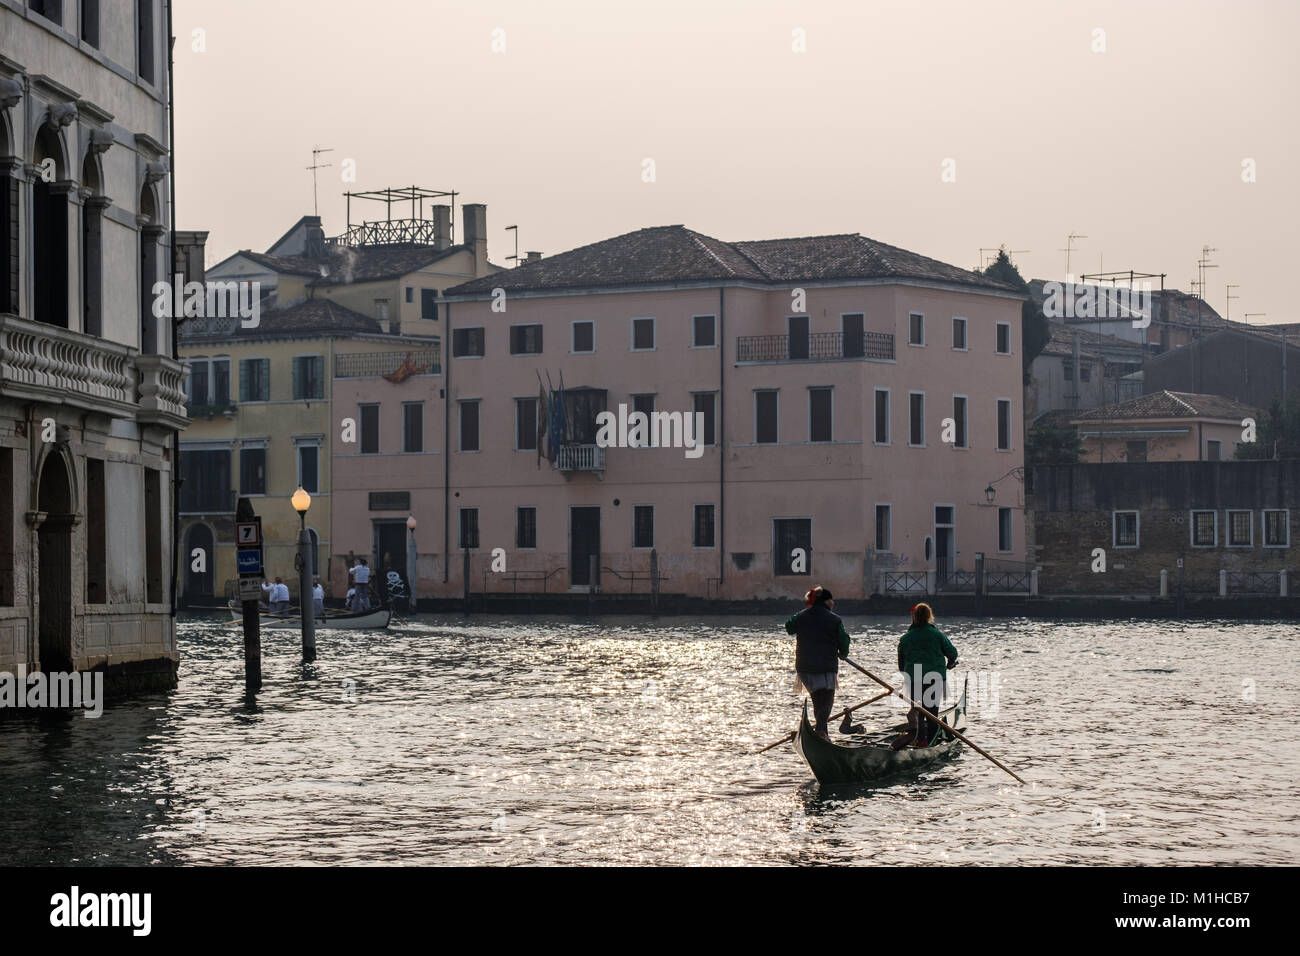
[236,497,262,691]
[298,522,316,663]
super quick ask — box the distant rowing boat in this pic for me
[227,603,391,630]
[794,679,968,785]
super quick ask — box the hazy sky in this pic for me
[174,0,1298,323]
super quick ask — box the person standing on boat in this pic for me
[261,576,291,614]
[785,586,852,740]
[349,558,372,612]
[895,603,958,747]
[312,577,325,619]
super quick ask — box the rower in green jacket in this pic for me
[893,602,958,748]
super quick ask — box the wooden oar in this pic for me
[843,657,1025,784]
[755,688,893,754]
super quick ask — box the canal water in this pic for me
[1,615,1295,865]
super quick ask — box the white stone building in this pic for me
[0,0,187,690]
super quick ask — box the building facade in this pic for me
[1068,391,1258,464]
[1,0,186,685]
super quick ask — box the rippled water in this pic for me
[0,614,1295,865]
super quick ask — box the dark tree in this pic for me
[1235,397,1300,459]
[984,248,1051,383]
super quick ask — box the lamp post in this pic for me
[406,514,417,614]
[291,486,316,663]
[985,484,996,505]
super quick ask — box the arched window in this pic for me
[82,152,104,336]
[0,117,16,314]
[139,182,162,353]
[33,123,68,328]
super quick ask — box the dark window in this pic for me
[86,458,106,603]
[459,508,480,549]
[1113,511,1138,548]
[212,359,230,405]
[0,171,18,315]
[0,449,11,605]
[179,449,232,513]
[996,399,1012,451]
[692,392,717,446]
[1264,510,1289,547]
[452,327,485,357]
[874,505,891,551]
[82,195,103,334]
[875,390,889,443]
[953,396,968,448]
[909,313,924,345]
[633,506,654,548]
[405,287,414,304]
[516,397,538,450]
[1126,440,1147,463]
[1063,360,1075,382]
[693,504,715,548]
[239,358,270,401]
[756,390,778,444]
[693,314,716,348]
[632,317,655,350]
[188,361,209,405]
[996,322,1011,354]
[240,447,266,495]
[421,288,437,319]
[774,518,812,576]
[809,388,832,443]
[510,324,543,355]
[1080,363,1091,382]
[403,403,423,453]
[1192,511,1216,547]
[1207,439,1222,461]
[144,467,161,603]
[1228,510,1252,546]
[842,313,865,358]
[460,401,480,452]
[516,507,537,549]
[998,507,1013,552]
[572,321,594,353]
[292,355,324,400]
[34,174,69,327]
[360,404,380,455]
[137,0,155,83]
[32,0,62,25]
[633,394,655,417]
[909,393,924,446]
[953,317,967,349]
[298,446,319,494]
[788,315,809,360]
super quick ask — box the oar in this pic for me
[755,688,893,754]
[843,657,1025,784]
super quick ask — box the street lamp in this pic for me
[291,486,315,662]
[985,484,996,504]
[406,514,417,613]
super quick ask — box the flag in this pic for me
[536,376,547,468]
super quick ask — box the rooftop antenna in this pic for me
[306,146,333,217]
[1225,284,1239,322]
[978,247,1029,271]
[1060,233,1087,279]
[506,225,519,267]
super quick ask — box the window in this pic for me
[692,392,717,446]
[1207,439,1222,461]
[452,327,485,357]
[1227,510,1253,547]
[292,355,324,400]
[755,390,779,444]
[144,468,162,603]
[909,392,924,447]
[405,287,414,304]
[403,402,424,453]
[874,389,890,444]
[516,397,538,451]
[1113,511,1139,548]
[460,401,480,452]
[1063,360,1074,383]
[179,449,232,513]
[510,324,543,355]
[137,0,155,83]
[1191,511,1217,547]
[693,504,715,548]
[32,1,64,26]
[875,504,891,551]
[693,314,717,348]
[374,299,389,320]
[633,393,656,417]
[459,508,479,549]
[1080,363,1092,382]
[359,404,380,455]
[0,449,12,605]
[187,360,209,405]
[210,359,230,405]
[909,312,924,346]
[240,446,267,495]
[996,399,1012,451]
[572,321,595,353]
[239,358,270,402]
[1126,440,1148,463]
[86,458,106,603]
[632,317,655,351]
[774,518,812,576]
[516,507,537,549]
[298,445,319,494]
[634,506,654,548]
[1264,510,1289,548]
[952,317,967,350]
[952,396,968,448]
[421,288,437,320]
[998,508,1013,552]
[809,387,833,443]
[996,322,1011,354]
[843,313,865,358]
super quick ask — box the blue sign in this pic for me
[236,548,263,576]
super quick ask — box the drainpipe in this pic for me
[443,301,450,583]
[718,286,725,591]
[166,0,180,619]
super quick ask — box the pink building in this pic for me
[334,225,1027,601]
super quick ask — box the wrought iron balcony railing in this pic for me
[334,348,441,379]
[736,330,894,363]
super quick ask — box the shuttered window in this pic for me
[292,355,324,400]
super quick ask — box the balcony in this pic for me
[736,330,894,363]
[334,348,441,379]
[556,443,605,475]
[136,355,189,430]
[0,313,136,417]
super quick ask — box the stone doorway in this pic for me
[37,452,75,672]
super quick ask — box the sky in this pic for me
[173,0,1298,324]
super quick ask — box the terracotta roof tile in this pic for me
[1070,390,1259,423]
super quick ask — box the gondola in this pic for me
[794,679,968,785]
[227,602,391,630]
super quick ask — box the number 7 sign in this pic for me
[236,521,261,546]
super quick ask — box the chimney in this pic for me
[431,205,451,251]
[525,251,542,264]
[304,216,326,260]
[462,203,488,276]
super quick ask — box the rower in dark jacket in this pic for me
[784,586,852,740]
